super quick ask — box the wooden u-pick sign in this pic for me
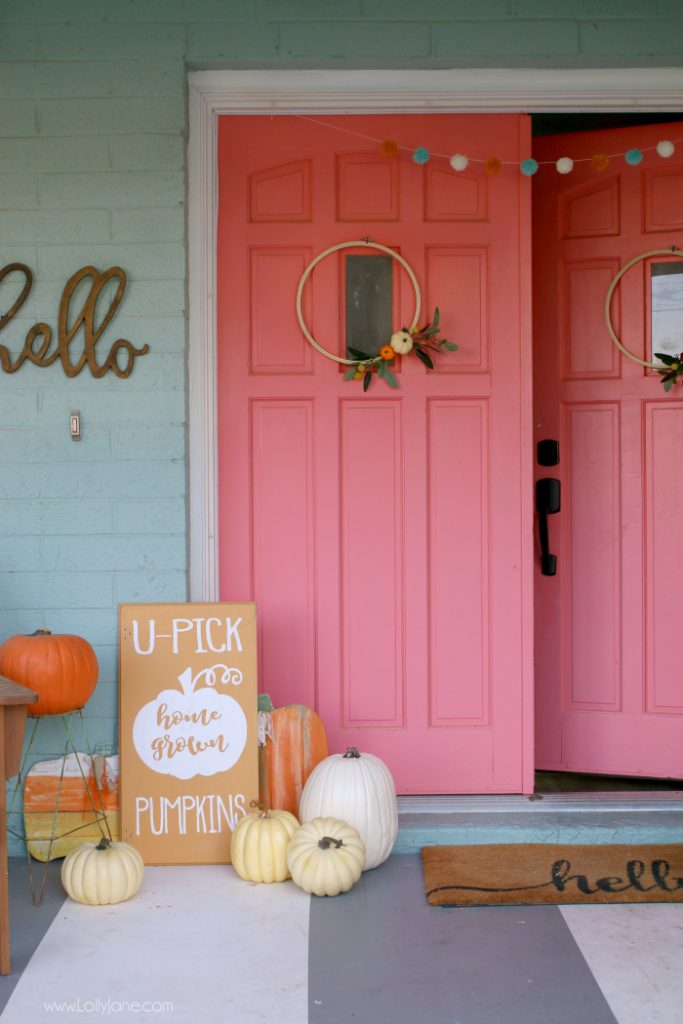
[0,262,149,378]
[119,604,258,865]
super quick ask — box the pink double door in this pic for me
[534,122,683,779]
[217,114,533,793]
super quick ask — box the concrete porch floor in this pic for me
[0,798,682,1024]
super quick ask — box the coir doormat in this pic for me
[422,843,683,906]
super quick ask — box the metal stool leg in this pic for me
[7,712,114,906]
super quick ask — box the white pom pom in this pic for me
[556,157,574,175]
[656,140,675,158]
[450,154,469,172]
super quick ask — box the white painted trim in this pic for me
[187,67,683,600]
[189,67,683,115]
[187,82,219,601]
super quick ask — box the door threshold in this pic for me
[395,793,683,853]
[398,792,683,814]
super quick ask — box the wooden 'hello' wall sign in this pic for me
[0,263,149,379]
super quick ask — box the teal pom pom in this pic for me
[625,148,643,165]
[412,147,430,165]
[520,159,539,176]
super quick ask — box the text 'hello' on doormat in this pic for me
[421,844,683,907]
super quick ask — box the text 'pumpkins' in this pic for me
[299,747,398,870]
[0,628,98,716]
[258,694,328,817]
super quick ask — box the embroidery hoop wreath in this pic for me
[295,240,421,369]
[604,247,683,390]
[295,240,456,390]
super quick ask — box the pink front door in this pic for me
[534,122,683,778]
[217,114,533,793]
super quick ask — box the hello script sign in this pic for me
[0,263,149,379]
[119,604,258,865]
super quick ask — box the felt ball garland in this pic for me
[296,115,681,177]
[656,140,675,158]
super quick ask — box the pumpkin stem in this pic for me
[32,628,52,636]
[318,836,345,850]
[343,747,361,759]
[95,838,112,851]
[249,799,270,818]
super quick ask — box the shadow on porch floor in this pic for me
[535,771,683,793]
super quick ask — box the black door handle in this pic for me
[536,478,560,576]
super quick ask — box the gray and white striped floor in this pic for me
[1,855,682,1023]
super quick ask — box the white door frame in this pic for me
[187,67,683,602]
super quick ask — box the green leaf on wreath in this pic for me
[433,307,440,328]
[663,379,674,392]
[415,347,434,370]
[363,371,372,392]
[348,346,371,360]
[655,352,678,366]
[344,368,357,381]
[443,342,458,351]
[384,368,399,389]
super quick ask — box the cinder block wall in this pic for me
[2,0,682,851]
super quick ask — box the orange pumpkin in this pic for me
[258,694,328,817]
[0,629,98,716]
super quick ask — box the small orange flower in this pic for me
[380,345,395,361]
[591,153,610,172]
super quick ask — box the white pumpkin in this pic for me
[231,807,299,883]
[287,817,365,896]
[61,838,144,906]
[390,330,413,355]
[299,747,398,870]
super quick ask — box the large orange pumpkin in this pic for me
[0,629,98,716]
[258,694,328,817]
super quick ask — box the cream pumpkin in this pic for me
[231,807,299,883]
[61,838,144,906]
[287,817,365,897]
[390,329,413,355]
[299,747,398,870]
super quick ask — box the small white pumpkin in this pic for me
[61,838,144,906]
[390,329,413,355]
[287,817,365,896]
[231,807,299,883]
[299,747,398,871]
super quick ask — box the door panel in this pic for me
[534,122,683,778]
[218,114,532,793]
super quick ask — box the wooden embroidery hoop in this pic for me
[295,239,422,366]
[604,247,683,369]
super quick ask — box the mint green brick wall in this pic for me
[2,0,683,853]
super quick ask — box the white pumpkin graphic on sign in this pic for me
[132,665,247,780]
